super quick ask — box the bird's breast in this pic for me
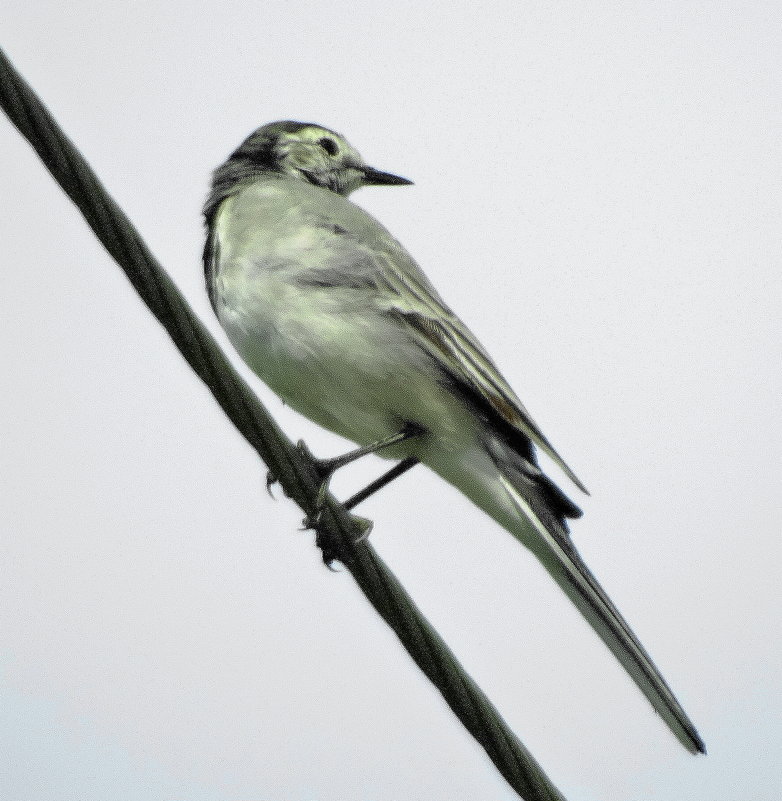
[208,180,474,454]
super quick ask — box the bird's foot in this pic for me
[296,439,339,513]
[314,526,342,570]
[265,470,279,498]
[301,509,374,568]
[294,435,390,565]
[351,515,374,543]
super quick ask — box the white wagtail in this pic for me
[204,121,704,754]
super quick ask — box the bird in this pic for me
[203,120,705,754]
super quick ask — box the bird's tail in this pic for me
[486,440,705,754]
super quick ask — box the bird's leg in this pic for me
[299,423,422,523]
[333,457,420,557]
[344,457,419,512]
[303,454,420,565]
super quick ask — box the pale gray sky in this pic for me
[1,2,780,800]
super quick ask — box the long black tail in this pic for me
[490,443,705,754]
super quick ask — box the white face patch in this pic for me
[274,127,365,183]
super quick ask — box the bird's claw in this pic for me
[265,470,279,498]
[300,508,323,531]
[315,528,342,570]
[302,508,374,568]
[315,481,331,512]
[351,515,374,543]
[296,438,315,462]
[297,438,333,476]
[297,439,335,513]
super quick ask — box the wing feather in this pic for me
[373,249,588,494]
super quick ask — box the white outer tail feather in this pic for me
[497,473,705,754]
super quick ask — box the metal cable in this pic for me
[0,46,568,801]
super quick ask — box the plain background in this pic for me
[1,2,780,800]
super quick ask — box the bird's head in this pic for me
[225,121,413,196]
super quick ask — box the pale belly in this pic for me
[215,272,472,460]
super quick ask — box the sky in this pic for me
[1,2,780,800]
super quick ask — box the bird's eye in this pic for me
[318,137,339,156]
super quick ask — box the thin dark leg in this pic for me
[299,423,423,517]
[310,424,421,476]
[270,426,418,505]
[344,457,419,511]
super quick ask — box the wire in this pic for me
[0,46,568,801]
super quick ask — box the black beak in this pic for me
[361,166,414,186]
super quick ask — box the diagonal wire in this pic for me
[0,46,568,801]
